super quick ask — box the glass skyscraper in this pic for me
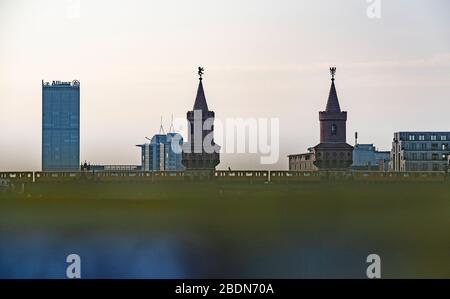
[42,80,80,171]
[137,132,184,171]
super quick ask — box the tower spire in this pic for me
[193,66,209,111]
[182,66,220,172]
[325,66,341,112]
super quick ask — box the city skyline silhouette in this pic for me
[1,0,449,170]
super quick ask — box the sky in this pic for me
[0,0,449,170]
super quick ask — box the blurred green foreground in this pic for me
[1,181,449,278]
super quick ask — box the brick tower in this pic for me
[182,67,220,174]
[313,67,353,169]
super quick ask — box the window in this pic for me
[421,143,427,150]
[408,135,415,141]
[331,124,337,136]
[431,135,437,141]
[441,136,447,141]
[419,135,425,141]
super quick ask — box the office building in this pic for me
[390,132,450,172]
[137,132,184,171]
[42,80,80,171]
[352,144,390,171]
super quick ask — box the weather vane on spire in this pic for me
[198,67,204,80]
[330,67,336,80]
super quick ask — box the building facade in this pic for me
[182,68,220,172]
[137,132,184,171]
[42,80,80,171]
[288,149,318,171]
[166,133,185,171]
[288,67,353,171]
[390,132,450,172]
[352,143,390,171]
[448,155,450,172]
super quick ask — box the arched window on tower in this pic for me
[331,124,337,136]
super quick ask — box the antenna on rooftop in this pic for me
[159,116,165,134]
[169,114,175,133]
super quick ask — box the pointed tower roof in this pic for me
[193,67,209,111]
[325,67,341,112]
[193,79,209,111]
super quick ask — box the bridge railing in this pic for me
[269,170,448,182]
[269,171,326,182]
[350,171,446,182]
[5,170,449,183]
[93,171,186,181]
[0,172,34,182]
[34,171,187,182]
[214,170,269,182]
[35,171,83,182]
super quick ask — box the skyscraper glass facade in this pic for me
[165,133,184,170]
[42,80,80,171]
[137,132,184,171]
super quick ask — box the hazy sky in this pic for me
[1,0,449,170]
